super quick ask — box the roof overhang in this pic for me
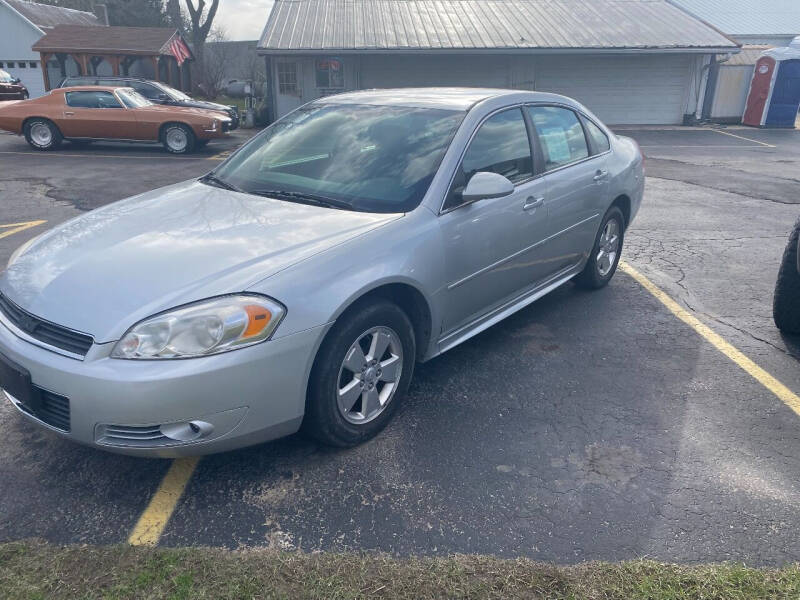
[258,46,740,56]
[0,0,44,36]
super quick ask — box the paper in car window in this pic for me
[540,127,571,164]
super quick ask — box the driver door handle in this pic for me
[64,111,75,116]
[593,169,608,182]
[523,196,544,211]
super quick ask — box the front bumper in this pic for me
[0,319,328,457]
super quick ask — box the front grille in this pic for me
[16,389,70,432]
[96,424,169,447]
[0,293,93,356]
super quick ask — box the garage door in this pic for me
[2,60,45,98]
[534,55,693,125]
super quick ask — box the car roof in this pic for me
[58,85,131,93]
[315,87,572,111]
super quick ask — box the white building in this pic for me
[0,0,103,98]
[257,0,739,125]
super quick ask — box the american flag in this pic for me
[169,36,191,66]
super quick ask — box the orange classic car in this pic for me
[0,86,232,154]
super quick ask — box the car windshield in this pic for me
[160,83,190,101]
[116,88,153,108]
[0,69,14,83]
[212,103,465,213]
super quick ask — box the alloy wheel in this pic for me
[336,326,403,424]
[596,218,620,277]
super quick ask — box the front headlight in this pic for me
[111,294,286,359]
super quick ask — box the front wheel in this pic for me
[575,206,625,289]
[773,218,800,333]
[161,123,196,154]
[302,301,416,447]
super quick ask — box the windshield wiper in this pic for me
[199,173,242,193]
[250,189,355,211]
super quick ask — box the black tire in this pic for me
[24,118,62,151]
[575,206,625,289]
[161,123,196,154]
[302,300,416,447]
[773,218,800,334]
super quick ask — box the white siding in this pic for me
[271,52,701,124]
[0,1,46,97]
[534,54,694,124]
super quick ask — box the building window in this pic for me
[315,58,344,89]
[0,62,4,68]
[29,62,37,68]
[4,62,13,68]
[277,62,298,95]
[18,62,26,68]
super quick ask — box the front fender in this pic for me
[248,208,446,359]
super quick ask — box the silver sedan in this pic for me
[0,88,644,456]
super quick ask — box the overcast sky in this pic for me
[214,0,274,41]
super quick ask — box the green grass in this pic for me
[2,541,800,599]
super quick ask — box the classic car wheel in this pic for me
[162,123,196,154]
[302,300,415,447]
[24,119,62,151]
[575,206,625,289]
[773,218,800,334]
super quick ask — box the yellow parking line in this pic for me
[207,150,231,161]
[128,457,200,546]
[0,220,46,240]
[705,128,776,148]
[620,261,800,416]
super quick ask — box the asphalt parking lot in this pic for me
[1,124,800,565]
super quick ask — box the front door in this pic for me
[438,107,551,337]
[61,90,138,139]
[743,56,777,126]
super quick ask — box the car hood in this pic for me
[139,104,231,119]
[0,181,402,343]
[179,99,233,113]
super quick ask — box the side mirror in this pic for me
[461,172,515,203]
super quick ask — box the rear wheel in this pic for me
[24,118,62,151]
[773,218,800,333]
[575,206,625,289]
[161,123,195,154]
[302,301,415,447]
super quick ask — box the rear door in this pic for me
[62,90,138,139]
[527,105,608,276]
[438,107,551,337]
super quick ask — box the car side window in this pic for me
[130,82,162,100]
[584,119,611,154]
[444,108,533,211]
[527,106,589,171]
[65,91,123,109]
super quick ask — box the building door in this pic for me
[765,59,800,127]
[743,56,776,126]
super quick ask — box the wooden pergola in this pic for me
[32,25,193,92]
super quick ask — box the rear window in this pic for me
[527,106,589,171]
[584,119,611,154]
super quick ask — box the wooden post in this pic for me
[152,56,160,81]
[80,54,88,76]
[111,55,120,77]
[40,52,51,91]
